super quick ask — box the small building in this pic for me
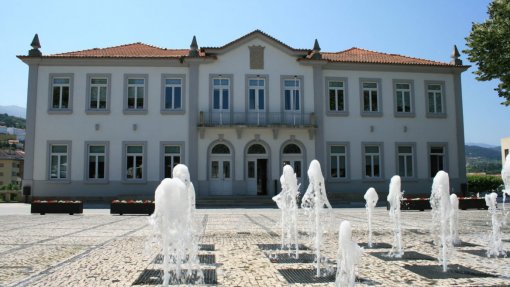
[0,150,24,187]
[17,31,469,201]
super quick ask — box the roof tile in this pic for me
[49,43,191,58]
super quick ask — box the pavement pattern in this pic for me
[0,203,509,287]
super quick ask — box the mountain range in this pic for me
[0,105,26,119]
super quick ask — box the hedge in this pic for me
[467,174,503,194]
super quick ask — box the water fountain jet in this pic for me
[301,160,332,277]
[430,170,453,272]
[272,164,300,257]
[363,188,378,248]
[485,192,506,257]
[387,175,403,258]
[449,194,460,245]
[335,220,363,287]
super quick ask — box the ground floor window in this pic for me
[363,144,382,178]
[163,145,181,178]
[329,145,347,179]
[124,143,145,181]
[429,145,446,177]
[397,144,414,178]
[87,144,106,180]
[49,144,69,179]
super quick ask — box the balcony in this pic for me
[199,111,316,128]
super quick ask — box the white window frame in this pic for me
[425,81,446,117]
[327,143,349,180]
[393,80,415,117]
[85,142,108,183]
[428,143,448,177]
[160,142,184,179]
[396,143,416,179]
[326,78,348,115]
[161,74,186,114]
[47,141,71,181]
[122,142,147,183]
[124,74,148,114]
[360,79,382,116]
[86,74,111,114]
[212,77,231,111]
[248,78,266,111]
[48,74,73,113]
[283,78,301,111]
[362,143,384,180]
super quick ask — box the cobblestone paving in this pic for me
[0,205,509,286]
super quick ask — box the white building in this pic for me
[18,30,469,201]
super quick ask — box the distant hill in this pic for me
[0,105,26,119]
[465,145,502,174]
[0,113,26,129]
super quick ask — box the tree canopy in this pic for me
[464,0,510,106]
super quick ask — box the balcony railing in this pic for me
[199,111,316,127]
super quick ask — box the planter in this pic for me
[401,198,431,211]
[458,197,488,210]
[110,200,154,215]
[31,200,83,215]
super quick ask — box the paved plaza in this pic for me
[0,203,509,287]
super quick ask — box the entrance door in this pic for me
[256,159,268,195]
[209,143,232,195]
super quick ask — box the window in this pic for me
[282,143,303,178]
[328,80,345,112]
[212,78,230,110]
[123,143,145,181]
[87,75,110,112]
[49,74,73,111]
[163,78,183,111]
[86,143,107,181]
[329,145,347,179]
[124,75,148,113]
[163,145,181,178]
[49,143,69,180]
[426,82,445,116]
[210,143,231,180]
[397,144,414,178]
[360,79,381,116]
[429,145,446,177]
[394,80,414,115]
[248,78,265,111]
[364,144,382,178]
[283,79,300,111]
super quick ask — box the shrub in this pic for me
[467,174,503,194]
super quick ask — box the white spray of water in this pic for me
[272,164,300,257]
[335,220,363,287]
[449,194,460,245]
[430,170,453,272]
[387,175,403,258]
[363,188,378,248]
[501,154,510,213]
[485,192,506,257]
[149,176,202,286]
[301,160,332,277]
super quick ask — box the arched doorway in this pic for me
[281,143,303,180]
[246,143,269,195]
[209,143,233,195]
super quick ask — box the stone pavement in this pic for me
[0,204,509,287]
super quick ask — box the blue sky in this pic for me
[1,0,507,146]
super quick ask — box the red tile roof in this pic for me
[49,43,192,58]
[319,47,452,66]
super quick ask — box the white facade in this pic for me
[19,31,468,200]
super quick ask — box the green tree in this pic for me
[464,0,510,105]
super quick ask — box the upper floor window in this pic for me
[328,80,346,112]
[124,74,148,113]
[248,78,265,111]
[284,78,301,111]
[394,81,414,116]
[49,74,73,112]
[164,79,182,110]
[87,74,110,113]
[213,78,230,110]
[426,82,445,116]
[361,81,380,114]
